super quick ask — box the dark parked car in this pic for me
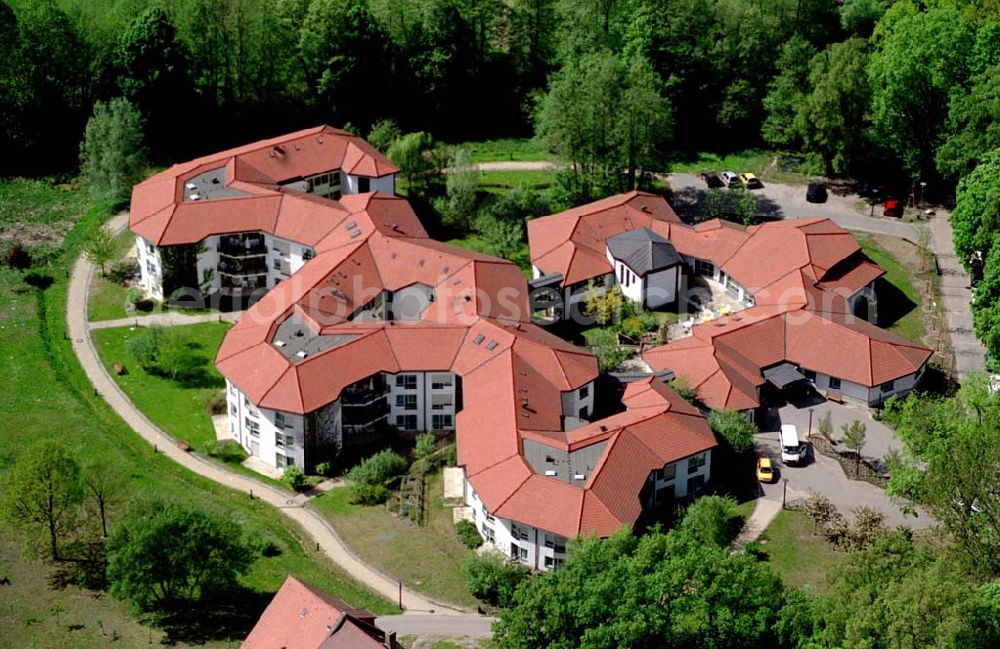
[806,182,827,203]
[699,171,723,188]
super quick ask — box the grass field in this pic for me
[92,323,232,454]
[854,233,926,344]
[87,228,137,321]
[477,169,559,194]
[309,472,479,608]
[446,233,532,277]
[758,510,840,595]
[457,138,548,163]
[671,150,774,176]
[0,180,393,647]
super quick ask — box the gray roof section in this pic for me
[272,312,358,364]
[522,438,608,484]
[182,167,249,202]
[763,362,807,389]
[606,227,682,276]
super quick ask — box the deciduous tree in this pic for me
[1,440,83,560]
[83,225,116,277]
[708,410,756,454]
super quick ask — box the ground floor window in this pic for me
[687,474,705,494]
[829,377,842,390]
[395,415,417,430]
[544,556,565,570]
[431,414,453,430]
[880,380,895,393]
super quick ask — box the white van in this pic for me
[780,424,803,465]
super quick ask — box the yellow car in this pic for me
[739,172,763,189]
[756,457,776,483]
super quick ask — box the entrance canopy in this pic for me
[763,362,807,389]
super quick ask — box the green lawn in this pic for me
[477,169,559,194]
[671,150,774,175]
[309,472,479,609]
[447,233,532,277]
[0,182,393,647]
[758,510,840,595]
[87,228,137,321]
[854,234,926,344]
[91,322,231,454]
[457,138,548,163]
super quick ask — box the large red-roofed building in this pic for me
[132,130,720,571]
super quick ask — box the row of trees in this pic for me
[762,1,1000,185]
[1,439,255,611]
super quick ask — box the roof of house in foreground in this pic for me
[241,575,398,649]
[213,188,716,539]
[130,125,400,246]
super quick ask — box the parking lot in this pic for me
[754,400,932,529]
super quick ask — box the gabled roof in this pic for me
[130,125,399,246]
[606,227,682,276]
[242,575,396,649]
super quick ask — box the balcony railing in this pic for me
[218,235,266,257]
[221,275,267,292]
[218,256,268,276]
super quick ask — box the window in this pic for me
[510,523,528,541]
[662,463,676,481]
[302,248,315,260]
[395,374,417,390]
[481,523,494,542]
[578,406,588,419]
[229,403,237,416]
[829,377,842,390]
[544,556,565,570]
[274,412,287,429]
[245,418,260,436]
[519,546,528,561]
[146,260,156,276]
[285,456,295,467]
[880,380,895,393]
[802,369,817,381]
[396,394,417,410]
[276,433,284,448]
[579,385,589,399]
[357,177,370,193]
[284,435,294,448]
[395,415,417,430]
[484,507,494,523]
[272,258,282,271]
[431,374,453,390]
[432,414,453,430]
[688,453,706,474]
[146,242,155,254]
[695,259,714,276]
[544,534,566,553]
[687,474,705,494]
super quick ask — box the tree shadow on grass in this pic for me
[153,586,273,645]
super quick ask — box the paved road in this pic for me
[90,310,242,330]
[377,614,495,639]
[756,403,932,529]
[667,172,920,240]
[928,211,985,378]
[68,212,475,619]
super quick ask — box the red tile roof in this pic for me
[242,575,396,649]
[130,125,399,246]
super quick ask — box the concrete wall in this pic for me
[344,173,395,195]
[136,236,163,299]
[227,379,305,471]
[560,379,595,421]
[807,367,923,406]
[606,249,644,304]
[388,371,457,433]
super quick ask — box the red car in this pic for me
[883,200,902,217]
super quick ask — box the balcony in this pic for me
[221,274,267,292]
[218,255,268,277]
[218,234,266,257]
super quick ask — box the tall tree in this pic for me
[79,97,147,206]
[868,7,975,180]
[82,461,123,539]
[1,440,83,560]
[950,147,1000,272]
[937,65,1000,181]
[106,498,254,611]
[762,36,817,151]
[799,38,871,175]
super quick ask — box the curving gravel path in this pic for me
[67,212,479,620]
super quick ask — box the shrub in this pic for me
[107,260,138,285]
[347,449,408,487]
[204,392,227,415]
[679,495,745,548]
[207,440,246,464]
[463,550,530,608]
[414,433,436,460]
[456,519,483,549]
[125,286,144,307]
[314,461,333,477]
[127,325,165,372]
[2,241,32,270]
[349,483,388,505]
[708,410,757,454]
[446,444,458,467]
[668,376,699,404]
[283,467,307,491]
